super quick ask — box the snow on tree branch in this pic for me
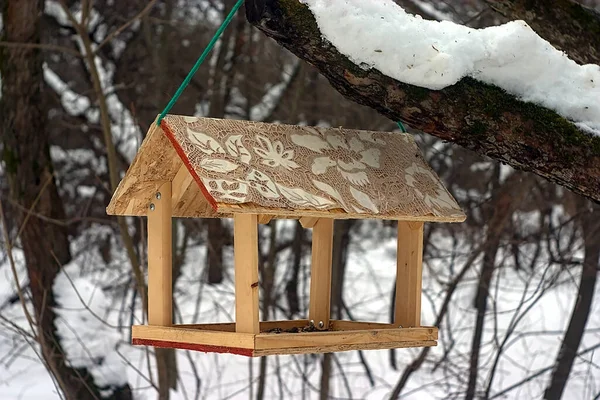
[53,265,128,396]
[245,0,600,203]
[301,0,599,134]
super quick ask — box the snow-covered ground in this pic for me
[301,0,600,135]
[1,217,599,399]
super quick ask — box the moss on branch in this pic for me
[249,0,600,201]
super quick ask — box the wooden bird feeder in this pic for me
[107,115,465,356]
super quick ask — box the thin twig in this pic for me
[14,175,53,241]
[0,197,67,399]
[95,0,159,53]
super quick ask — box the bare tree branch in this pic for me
[245,0,600,203]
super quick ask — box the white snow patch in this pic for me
[111,38,127,59]
[44,66,91,116]
[53,267,128,390]
[0,250,27,308]
[45,0,70,26]
[301,0,600,134]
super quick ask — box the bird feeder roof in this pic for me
[106,115,465,222]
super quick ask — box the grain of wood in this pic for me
[132,323,437,355]
[253,340,437,356]
[218,202,464,223]
[309,218,334,329]
[171,164,193,205]
[258,215,274,224]
[181,320,310,332]
[234,213,260,334]
[148,181,173,326]
[132,325,255,348]
[300,216,320,228]
[330,320,398,330]
[255,327,437,349]
[395,221,424,327]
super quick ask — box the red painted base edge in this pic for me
[160,119,219,211]
[132,338,254,357]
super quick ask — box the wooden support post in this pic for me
[234,213,260,334]
[300,216,320,229]
[309,218,334,330]
[148,182,173,326]
[395,221,424,328]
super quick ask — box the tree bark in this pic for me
[245,0,600,203]
[0,0,131,399]
[544,206,600,400]
[484,0,600,65]
[205,218,226,284]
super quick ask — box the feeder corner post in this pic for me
[395,221,424,328]
[147,181,173,326]
[308,218,334,329]
[234,213,260,334]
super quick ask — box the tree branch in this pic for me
[94,0,159,53]
[485,0,600,65]
[245,0,600,203]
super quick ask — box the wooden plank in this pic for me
[148,181,172,326]
[309,218,333,329]
[234,213,260,334]
[217,203,466,223]
[132,325,255,349]
[181,320,310,332]
[178,323,236,332]
[171,164,193,205]
[258,215,274,224]
[300,217,320,228]
[124,199,137,215]
[132,338,255,356]
[255,327,437,350]
[395,221,424,328]
[254,340,437,356]
[180,320,415,332]
[173,178,218,218]
[330,320,397,331]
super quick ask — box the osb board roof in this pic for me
[106,115,466,222]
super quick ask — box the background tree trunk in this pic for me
[0,0,131,398]
[544,205,600,400]
[465,170,527,399]
[319,220,353,400]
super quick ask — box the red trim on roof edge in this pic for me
[132,338,254,356]
[160,119,218,211]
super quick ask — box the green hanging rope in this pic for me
[397,121,407,133]
[157,0,244,125]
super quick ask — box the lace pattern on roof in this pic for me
[163,115,464,219]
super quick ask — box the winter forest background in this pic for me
[1,0,600,399]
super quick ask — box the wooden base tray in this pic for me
[132,320,438,357]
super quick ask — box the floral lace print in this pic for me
[162,115,465,220]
